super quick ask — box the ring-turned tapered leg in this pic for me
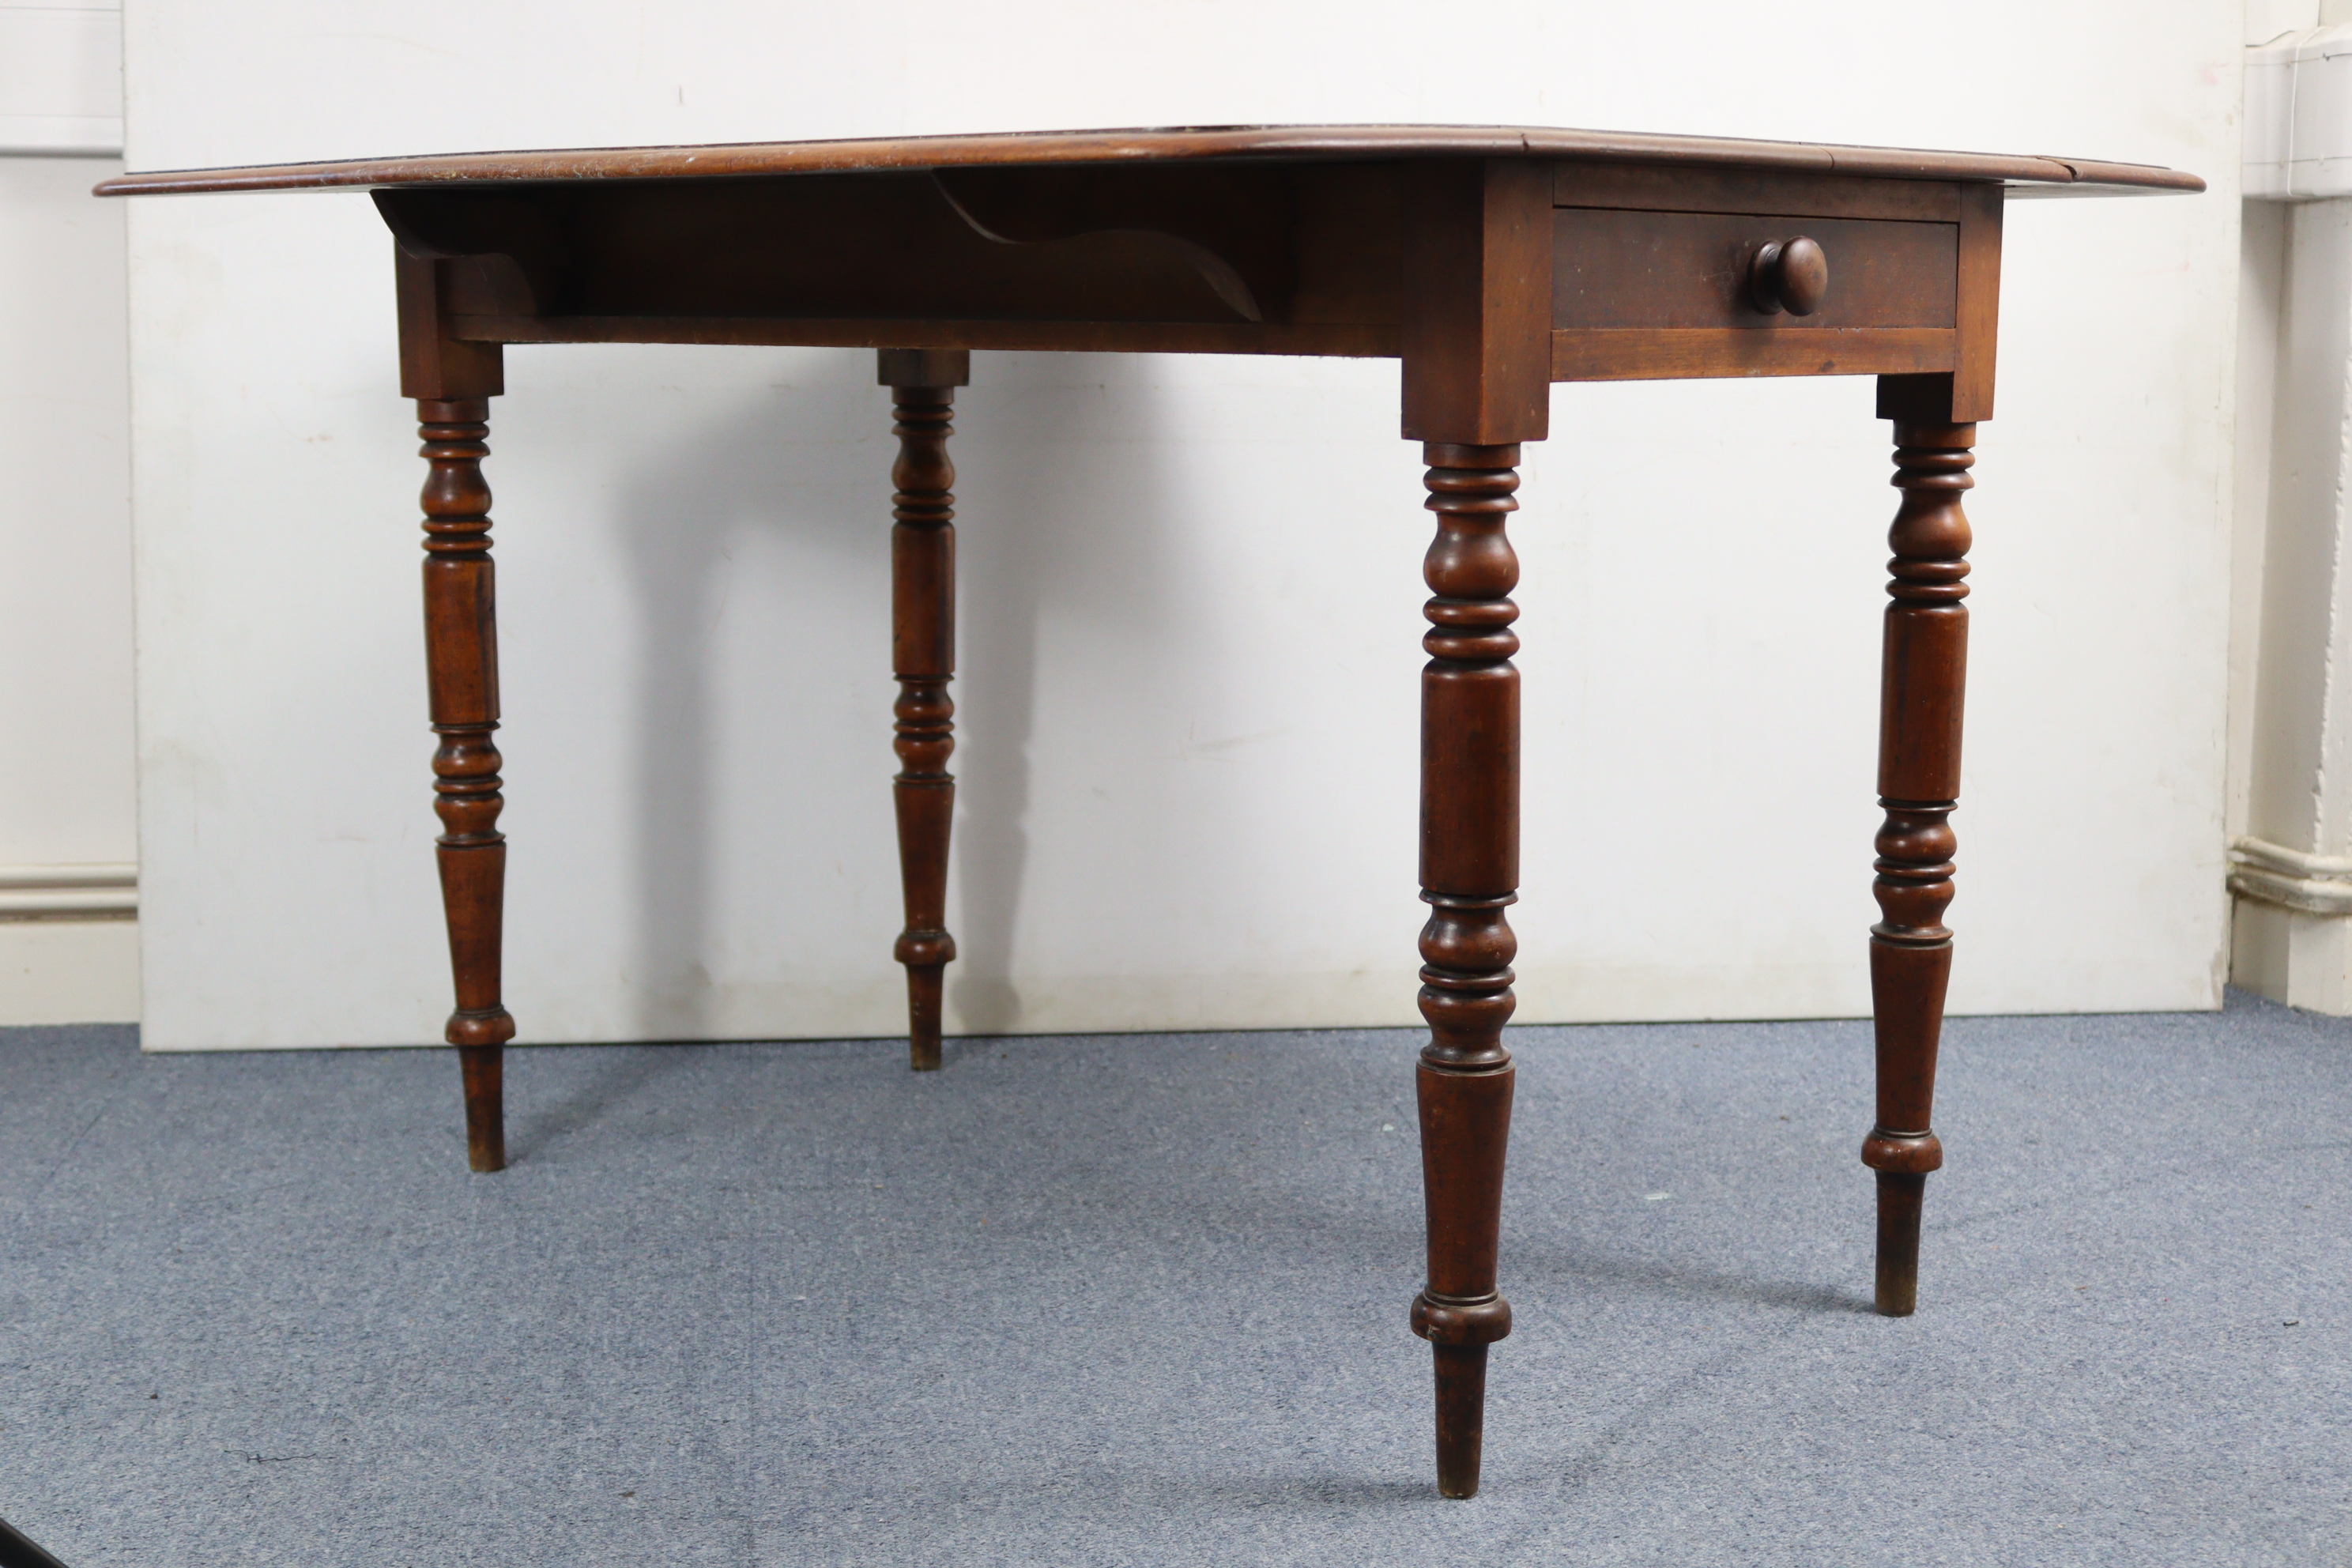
[417,399,515,1172]
[1863,419,1974,1314]
[1408,443,1521,1498]
[880,349,969,1071]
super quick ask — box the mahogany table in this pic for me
[100,126,2200,1498]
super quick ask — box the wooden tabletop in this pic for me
[93,124,2203,198]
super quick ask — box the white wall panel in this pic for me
[0,151,136,1022]
[0,6,122,153]
[0,153,133,864]
[120,0,2244,1048]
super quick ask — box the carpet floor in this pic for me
[0,993,2345,1566]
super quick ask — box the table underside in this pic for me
[379,157,1997,389]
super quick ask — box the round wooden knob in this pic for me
[1749,236,1829,317]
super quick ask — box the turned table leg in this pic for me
[417,398,515,1171]
[1408,442,1521,1498]
[1862,417,1974,1314]
[880,349,968,1071]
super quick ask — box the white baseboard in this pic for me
[0,916,139,1024]
[2227,837,2352,1015]
[2230,895,2352,1016]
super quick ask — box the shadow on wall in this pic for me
[608,349,1185,1042]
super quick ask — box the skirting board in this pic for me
[2231,897,2352,1016]
[0,917,140,1025]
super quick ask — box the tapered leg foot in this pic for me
[460,1044,506,1173]
[1431,1343,1490,1498]
[1875,1171,1926,1315]
[904,963,944,1072]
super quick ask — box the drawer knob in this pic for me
[1749,236,1828,317]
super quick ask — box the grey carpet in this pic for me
[0,993,2344,1566]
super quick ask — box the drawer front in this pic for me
[1552,208,1958,331]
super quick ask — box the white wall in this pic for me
[121,1,2243,1050]
[0,1,122,154]
[0,0,139,1024]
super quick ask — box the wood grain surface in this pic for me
[92,124,2203,197]
[1551,209,1957,330]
